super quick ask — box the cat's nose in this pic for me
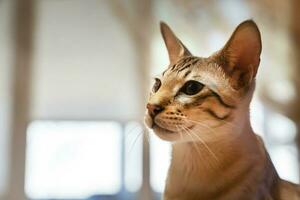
[147,103,164,118]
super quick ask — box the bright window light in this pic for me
[269,145,299,183]
[124,122,143,192]
[25,121,122,199]
[250,96,265,138]
[150,132,171,193]
[267,113,297,144]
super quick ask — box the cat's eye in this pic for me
[152,78,161,93]
[180,80,204,95]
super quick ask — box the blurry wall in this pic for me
[0,0,13,197]
[31,0,141,121]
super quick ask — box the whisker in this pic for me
[125,124,142,139]
[176,125,184,141]
[180,125,202,159]
[183,118,218,135]
[185,118,238,137]
[185,117,240,131]
[127,129,143,156]
[181,125,219,170]
[187,127,219,162]
[185,118,243,142]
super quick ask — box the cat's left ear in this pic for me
[160,22,192,64]
[217,20,262,90]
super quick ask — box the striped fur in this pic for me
[144,20,300,199]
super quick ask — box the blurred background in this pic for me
[0,0,300,199]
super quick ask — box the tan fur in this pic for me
[145,20,300,199]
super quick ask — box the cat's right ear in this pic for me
[160,22,191,64]
[215,20,262,90]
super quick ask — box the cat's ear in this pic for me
[217,20,262,89]
[160,22,191,64]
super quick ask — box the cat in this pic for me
[144,20,300,200]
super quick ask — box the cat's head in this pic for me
[145,20,261,142]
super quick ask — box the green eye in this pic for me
[152,78,161,93]
[181,80,204,95]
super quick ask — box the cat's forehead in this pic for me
[162,56,202,76]
[161,57,220,82]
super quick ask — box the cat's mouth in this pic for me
[152,123,176,134]
[152,122,195,134]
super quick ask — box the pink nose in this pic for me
[146,103,164,118]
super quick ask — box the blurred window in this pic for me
[124,122,143,192]
[150,133,171,193]
[25,121,143,199]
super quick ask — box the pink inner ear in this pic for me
[227,25,261,76]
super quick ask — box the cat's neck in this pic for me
[171,118,260,173]
[166,113,274,199]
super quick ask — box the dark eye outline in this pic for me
[152,78,161,93]
[180,80,204,95]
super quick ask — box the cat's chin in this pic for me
[153,124,175,134]
[144,114,186,141]
[152,124,181,141]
